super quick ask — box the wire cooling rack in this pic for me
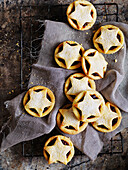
[20,2,123,158]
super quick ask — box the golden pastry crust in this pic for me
[43,135,74,165]
[82,49,108,80]
[93,25,124,54]
[64,73,96,102]
[67,0,97,31]
[23,86,55,117]
[54,41,84,69]
[57,104,88,135]
[72,90,105,122]
[92,102,122,133]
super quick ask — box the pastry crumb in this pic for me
[115,59,117,63]
[86,32,88,34]
[16,42,19,47]
[30,82,33,84]
[9,92,11,94]
[122,46,124,49]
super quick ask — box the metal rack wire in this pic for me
[20,2,123,158]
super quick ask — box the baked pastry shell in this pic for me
[23,86,55,117]
[82,49,108,80]
[43,135,75,164]
[72,90,105,122]
[92,102,122,133]
[54,41,84,69]
[57,104,88,135]
[93,25,124,54]
[64,72,96,102]
[66,0,97,31]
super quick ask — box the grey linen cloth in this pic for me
[1,20,128,161]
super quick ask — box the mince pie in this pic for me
[65,73,96,102]
[92,102,122,132]
[93,25,124,54]
[23,86,55,117]
[43,135,74,165]
[67,0,97,30]
[82,49,108,80]
[72,90,104,122]
[54,41,84,69]
[57,104,88,135]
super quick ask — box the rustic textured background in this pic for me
[0,0,128,169]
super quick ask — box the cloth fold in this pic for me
[1,20,128,161]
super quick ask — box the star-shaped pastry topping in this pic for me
[56,42,81,69]
[44,136,73,164]
[94,104,118,130]
[86,51,108,78]
[67,77,92,95]
[26,89,52,116]
[76,91,102,121]
[69,3,93,29]
[95,27,121,53]
[59,107,80,131]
